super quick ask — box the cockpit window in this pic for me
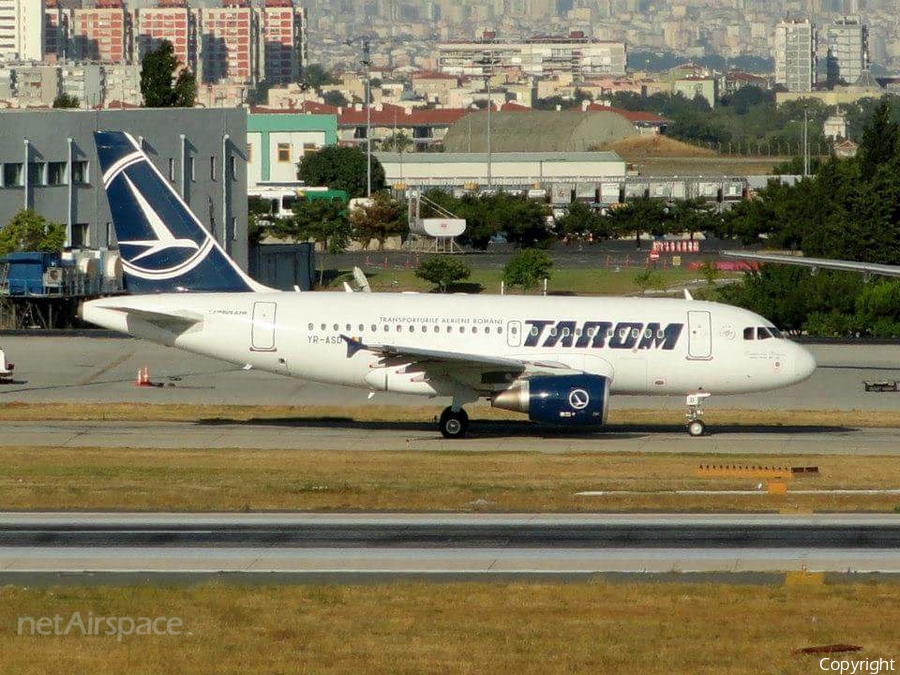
[756,327,773,340]
[769,326,783,339]
[743,327,754,340]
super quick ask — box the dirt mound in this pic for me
[609,135,716,159]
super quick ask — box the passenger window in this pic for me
[371,324,377,332]
[320,323,326,330]
[460,327,466,333]
[549,327,558,337]
[434,326,440,333]
[421,325,427,332]
[644,329,652,339]
[346,324,351,331]
[561,328,569,337]
[743,327,754,340]
[383,325,389,332]
[396,325,402,332]
[619,328,627,339]
[607,328,614,338]
[358,324,364,331]
[631,328,639,339]
[485,327,490,334]
[529,326,537,336]
[308,323,313,330]
[497,327,503,335]
[657,329,665,339]
[333,323,339,331]
[409,325,415,333]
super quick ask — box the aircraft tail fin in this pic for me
[94,131,269,293]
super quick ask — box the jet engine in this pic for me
[491,374,610,426]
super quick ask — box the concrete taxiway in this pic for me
[0,335,899,411]
[1,419,898,454]
[1,513,899,576]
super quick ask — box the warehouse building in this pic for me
[0,107,249,269]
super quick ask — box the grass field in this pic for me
[2,446,899,512]
[326,266,726,295]
[1,581,897,675]
[2,401,900,428]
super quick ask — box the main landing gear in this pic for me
[685,391,711,437]
[439,407,469,439]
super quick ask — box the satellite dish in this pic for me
[353,266,372,293]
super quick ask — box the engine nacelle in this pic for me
[491,374,610,426]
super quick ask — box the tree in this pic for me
[502,248,553,291]
[669,198,716,238]
[300,64,337,90]
[556,201,610,241]
[382,131,413,153]
[274,200,351,285]
[140,40,196,108]
[859,100,899,180]
[52,93,79,109]
[350,191,406,250]
[415,256,471,292]
[297,145,385,198]
[0,210,66,256]
[322,90,349,108]
[608,198,670,246]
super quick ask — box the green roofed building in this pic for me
[247,111,338,188]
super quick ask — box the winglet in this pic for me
[340,334,367,358]
[683,289,694,301]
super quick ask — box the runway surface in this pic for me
[2,513,899,575]
[2,418,898,454]
[0,335,899,411]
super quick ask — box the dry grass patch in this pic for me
[1,581,897,675]
[2,447,900,512]
[0,401,898,429]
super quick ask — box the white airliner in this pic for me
[80,132,816,438]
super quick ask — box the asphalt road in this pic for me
[1,514,899,576]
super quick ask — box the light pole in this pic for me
[802,105,809,178]
[479,50,495,190]
[362,36,372,198]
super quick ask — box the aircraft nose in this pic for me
[792,344,817,383]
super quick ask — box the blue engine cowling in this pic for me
[491,374,610,426]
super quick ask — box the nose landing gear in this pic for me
[686,391,711,437]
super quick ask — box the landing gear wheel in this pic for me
[439,407,469,439]
[687,419,706,437]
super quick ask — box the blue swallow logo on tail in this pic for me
[95,131,268,293]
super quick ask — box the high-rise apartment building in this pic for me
[68,0,130,64]
[133,0,197,72]
[825,16,868,86]
[197,0,256,85]
[0,0,45,62]
[774,19,816,93]
[439,31,627,81]
[258,0,306,85]
[44,0,66,62]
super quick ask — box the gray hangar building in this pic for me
[0,108,249,270]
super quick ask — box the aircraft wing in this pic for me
[340,335,578,375]
[723,251,900,278]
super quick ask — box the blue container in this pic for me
[0,251,62,295]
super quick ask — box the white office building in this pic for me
[439,31,626,81]
[774,19,816,93]
[0,0,45,62]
